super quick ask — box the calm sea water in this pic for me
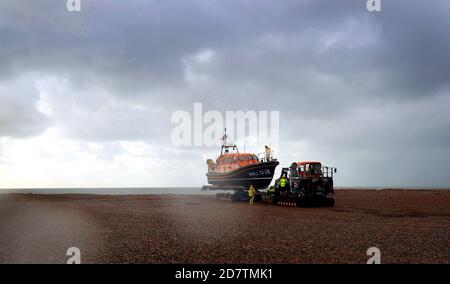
[0,187,215,195]
[0,186,447,195]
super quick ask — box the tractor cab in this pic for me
[289,161,337,179]
[297,161,322,177]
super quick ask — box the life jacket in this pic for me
[280,177,287,188]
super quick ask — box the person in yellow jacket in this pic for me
[278,175,288,205]
[279,175,287,189]
[248,185,256,205]
[206,159,216,172]
[264,145,272,162]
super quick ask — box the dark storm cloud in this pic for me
[0,0,449,186]
[1,1,448,105]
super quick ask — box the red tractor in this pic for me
[271,161,336,207]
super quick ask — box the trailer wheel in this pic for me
[272,194,278,205]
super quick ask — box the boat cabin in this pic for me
[214,153,259,173]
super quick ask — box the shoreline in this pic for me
[1,187,450,196]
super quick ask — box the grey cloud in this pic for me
[0,0,449,186]
[2,0,448,105]
[0,75,48,137]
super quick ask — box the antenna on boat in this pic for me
[220,128,239,155]
[224,128,227,144]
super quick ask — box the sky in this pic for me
[0,0,449,188]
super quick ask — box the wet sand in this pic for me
[0,189,449,264]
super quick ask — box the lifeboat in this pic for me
[206,130,279,190]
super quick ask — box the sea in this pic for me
[0,186,448,195]
[0,187,215,195]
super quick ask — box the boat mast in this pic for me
[220,128,239,155]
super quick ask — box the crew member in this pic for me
[206,159,216,172]
[264,145,271,162]
[280,174,287,190]
[248,184,256,205]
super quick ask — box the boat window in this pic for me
[239,155,253,161]
[305,163,321,175]
[313,163,322,175]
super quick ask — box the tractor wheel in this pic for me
[325,198,335,207]
[296,198,306,207]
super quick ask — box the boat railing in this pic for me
[257,151,275,162]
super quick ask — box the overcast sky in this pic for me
[1,0,449,188]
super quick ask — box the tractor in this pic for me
[270,161,336,207]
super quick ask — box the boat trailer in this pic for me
[201,185,263,202]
